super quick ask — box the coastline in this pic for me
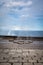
[0,35,43,49]
[0,35,43,41]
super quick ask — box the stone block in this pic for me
[3,49,9,54]
[0,54,9,62]
[38,57,43,62]
[34,63,43,65]
[23,63,33,65]
[9,57,22,62]
[21,57,28,62]
[0,49,3,53]
[13,63,22,65]
[0,63,10,65]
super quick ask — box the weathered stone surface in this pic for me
[13,63,22,65]
[29,59,37,62]
[9,57,22,62]
[0,63,10,65]
[0,40,43,64]
[38,57,43,62]
[23,63,33,65]
[0,53,9,62]
[0,49,43,63]
[34,63,43,65]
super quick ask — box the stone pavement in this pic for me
[0,48,43,65]
[0,38,43,65]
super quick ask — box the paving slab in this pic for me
[13,63,22,65]
[0,63,10,65]
[34,63,43,65]
[23,63,33,65]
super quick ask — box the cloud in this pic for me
[0,1,5,8]
[0,0,32,19]
[0,25,29,31]
[20,14,29,18]
[0,0,43,32]
[1,25,43,31]
[4,0,32,8]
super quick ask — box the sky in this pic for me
[0,0,43,31]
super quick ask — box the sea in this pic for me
[0,30,43,37]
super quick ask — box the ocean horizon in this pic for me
[0,30,43,37]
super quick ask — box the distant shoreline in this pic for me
[0,35,43,49]
[0,35,43,41]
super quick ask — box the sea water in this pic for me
[0,30,43,37]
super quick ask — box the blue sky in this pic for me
[0,0,43,31]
